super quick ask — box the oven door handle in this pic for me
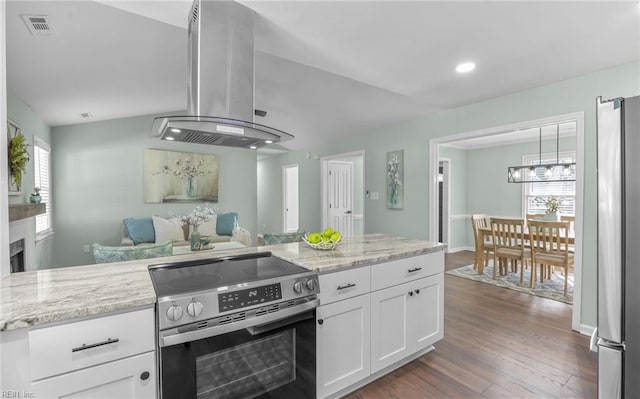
[160,299,319,347]
[246,310,314,336]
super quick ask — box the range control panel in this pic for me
[218,283,282,312]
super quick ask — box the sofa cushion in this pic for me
[216,212,238,236]
[153,216,186,243]
[198,214,218,237]
[92,241,172,263]
[123,217,155,245]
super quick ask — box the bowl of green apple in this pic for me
[302,228,342,250]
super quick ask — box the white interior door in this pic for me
[327,161,353,236]
[283,164,299,232]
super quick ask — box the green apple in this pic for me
[323,227,334,237]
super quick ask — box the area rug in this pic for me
[446,262,573,304]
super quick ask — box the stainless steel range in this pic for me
[148,252,319,399]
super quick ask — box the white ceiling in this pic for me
[6,1,640,150]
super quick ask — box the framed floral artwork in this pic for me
[144,149,219,203]
[386,150,403,209]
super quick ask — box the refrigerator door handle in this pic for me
[590,327,598,352]
[598,337,626,351]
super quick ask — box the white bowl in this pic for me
[302,234,342,250]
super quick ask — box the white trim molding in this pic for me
[428,111,585,333]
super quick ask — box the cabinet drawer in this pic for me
[371,252,443,291]
[318,267,371,305]
[29,308,154,381]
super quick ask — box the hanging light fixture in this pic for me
[507,124,576,183]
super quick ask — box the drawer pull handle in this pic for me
[318,319,324,325]
[337,283,356,290]
[140,371,150,381]
[72,338,119,353]
[408,267,423,273]
[408,291,414,296]
[415,289,421,294]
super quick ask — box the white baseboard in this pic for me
[579,323,595,337]
[446,246,474,254]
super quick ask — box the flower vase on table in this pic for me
[190,226,201,251]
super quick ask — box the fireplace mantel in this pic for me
[9,203,46,222]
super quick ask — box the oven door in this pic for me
[159,301,317,399]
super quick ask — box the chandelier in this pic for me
[507,124,576,183]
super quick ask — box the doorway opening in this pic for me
[438,159,450,246]
[428,112,585,333]
[321,150,365,237]
[282,164,299,233]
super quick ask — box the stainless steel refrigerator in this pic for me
[595,95,640,399]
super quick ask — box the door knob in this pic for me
[345,210,352,214]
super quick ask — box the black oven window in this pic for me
[196,329,296,398]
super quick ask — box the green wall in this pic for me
[51,114,257,267]
[7,90,50,204]
[257,61,640,328]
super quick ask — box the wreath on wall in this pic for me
[8,126,30,190]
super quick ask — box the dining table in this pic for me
[474,225,575,274]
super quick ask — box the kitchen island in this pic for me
[0,234,445,398]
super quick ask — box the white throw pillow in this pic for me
[153,216,185,243]
[198,214,218,237]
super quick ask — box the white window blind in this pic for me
[524,151,576,216]
[34,138,52,235]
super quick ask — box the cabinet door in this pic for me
[409,274,444,351]
[30,351,156,399]
[317,294,371,399]
[370,283,411,374]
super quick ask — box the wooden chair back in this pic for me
[470,214,489,244]
[490,218,525,251]
[528,220,571,260]
[560,215,575,231]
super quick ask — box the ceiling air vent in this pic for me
[21,15,52,36]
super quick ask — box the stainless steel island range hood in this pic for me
[152,0,293,149]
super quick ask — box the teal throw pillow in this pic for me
[123,217,155,245]
[216,212,238,236]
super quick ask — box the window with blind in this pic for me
[523,151,576,215]
[34,138,52,236]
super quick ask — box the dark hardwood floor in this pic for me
[344,251,597,399]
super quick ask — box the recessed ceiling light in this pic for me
[165,136,175,141]
[455,62,476,73]
[265,140,273,144]
[249,145,257,149]
[80,112,93,118]
[170,128,181,133]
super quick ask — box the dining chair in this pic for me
[490,218,529,285]
[560,215,576,253]
[470,214,493,270]
[528,220,574,296]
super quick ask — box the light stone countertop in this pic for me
[266,234,446,273]
[0,234,445,331]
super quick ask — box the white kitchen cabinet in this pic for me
[30,351,156,399]
[371,274,443,374]
[0,308,157,398]
[316,294,371,399]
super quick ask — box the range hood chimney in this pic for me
[152,0,293,149]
